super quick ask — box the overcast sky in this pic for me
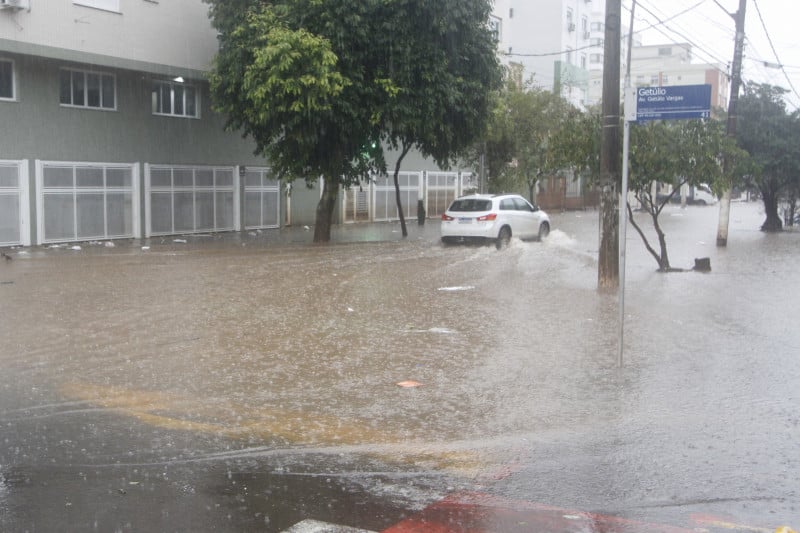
[630,0,800,109]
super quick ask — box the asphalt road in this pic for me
[0,201,797,532]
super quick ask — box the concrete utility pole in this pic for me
[716,0,747,247]
[598,0,622,290]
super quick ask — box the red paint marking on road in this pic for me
[383,492,696,533]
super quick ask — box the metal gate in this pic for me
[146,164,237,237]
[425,171,461,218]
[243,167,280,229]
[36,161,139,244]
[373,172,421,222]
[343,180,371,223]
[0,160,30,246]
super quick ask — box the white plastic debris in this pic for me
[173,239,187,243]
[70,245,82,251]
[437,286,475,292]
[141,246,150,251]
[104,241,115,247]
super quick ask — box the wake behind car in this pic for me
[441,194,550,248]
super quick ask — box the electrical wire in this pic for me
[751,0,800,106]
[633,0,730,67]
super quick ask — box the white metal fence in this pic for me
[243,167,280,229]
[36,161,139,244]
[341,171,473,223]
[0,160,30,246]
[373,172,421,222]
[145,164,237,237]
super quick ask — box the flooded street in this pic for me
[1,201,798,532]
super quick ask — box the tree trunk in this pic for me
[313,176,340,243]
[760,185,783,232]
[652,210,671,271]
[627,202,669,272]
[393,144,412,238]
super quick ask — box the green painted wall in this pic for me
[0,54,264,165]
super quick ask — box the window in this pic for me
[658,47,672,56]
[590,54,602,64]
[0,59,14,100]
[580,55,587,69]
[591,21,603,32]
[73,0,120,12]
[152,80,199,118]
[60,68,116,110]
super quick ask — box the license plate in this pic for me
[458,217,472,224]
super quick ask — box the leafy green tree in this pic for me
[626,119,741,271]
[375,0,502,236]
[205,0,500,242]
[470,81,577,200]
[736,84,800,231]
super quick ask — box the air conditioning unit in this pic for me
[0,0,29,9]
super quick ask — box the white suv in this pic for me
[440,194,550,248]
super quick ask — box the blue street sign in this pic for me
[635,84,712,122]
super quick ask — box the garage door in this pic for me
[36,161,138,244]
[0,160,30,246]
[146,164,237,237]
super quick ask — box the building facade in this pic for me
[1,0,479,248]
[0,0,282,247]
[505,0,594,108]
[629,43,729,110]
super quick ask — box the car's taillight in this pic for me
[442,214,454,221]
[477,213,497,221]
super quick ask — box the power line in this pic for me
[634,0,730,67]
[751,0,800,104]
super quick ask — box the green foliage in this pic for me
[205,0,500,240]
[472,80,578,196]
[376,0,503,169]
[736,83,800,230]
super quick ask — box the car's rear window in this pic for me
[449,199,492,212]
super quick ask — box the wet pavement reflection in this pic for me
[0,201,797,531]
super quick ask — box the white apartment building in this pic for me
[629,43,729,110]
[503,0,595,107]
[584,14,728,110]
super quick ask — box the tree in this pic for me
[736,84,800,231]
[467,81,577,200]
[625,119,741,272]
[205,0,500,242]
[376,0,502,237]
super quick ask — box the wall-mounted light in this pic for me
[172,76,184,83]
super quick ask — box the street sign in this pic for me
[634,84,712,122]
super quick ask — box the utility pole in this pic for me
[716,0,746,247]
[598,0,622,290]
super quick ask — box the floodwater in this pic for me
[0,201,797,532]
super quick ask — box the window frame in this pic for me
[151,80,200,119]
[0,58,16,101]
[59,67,117,111]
